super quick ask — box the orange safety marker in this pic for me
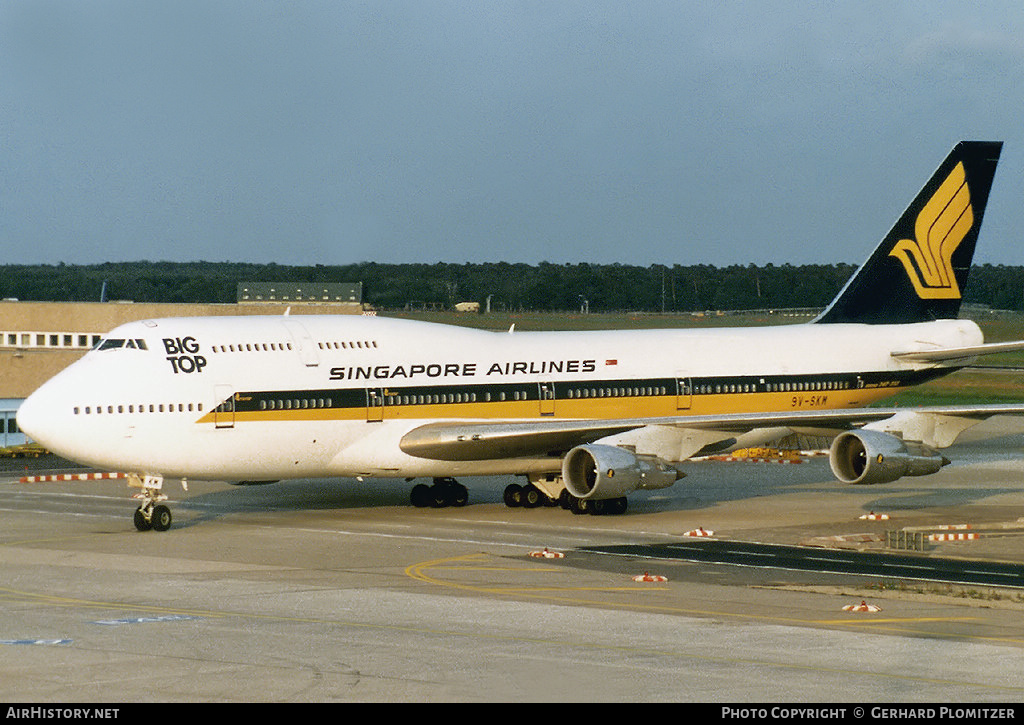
[632,572,668,582]
[528,548,565,559]
[842,600,882,613]
[684,526,714,537]
[859,511,890,520]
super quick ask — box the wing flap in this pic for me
[399,420,639,461]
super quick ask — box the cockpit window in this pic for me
[95,338,149,351]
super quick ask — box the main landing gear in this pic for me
[129,473,186,532]
[503,475,628,516]
[503,483,627,515]
[410,476,469,508]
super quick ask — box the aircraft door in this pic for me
[367,388,384,422]
[539,382,555,416]
[282,319,319,368]
[214,384,235,429]
[676,377,692,410]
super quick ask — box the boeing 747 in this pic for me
[17,141,1024,531]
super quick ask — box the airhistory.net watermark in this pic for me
[6,709,119,720]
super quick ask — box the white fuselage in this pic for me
[16,315,981,481]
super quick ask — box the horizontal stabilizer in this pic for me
[891,339,1024,362]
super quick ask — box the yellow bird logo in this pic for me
[888,161,973,299]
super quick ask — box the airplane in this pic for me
[16,140,1024,532]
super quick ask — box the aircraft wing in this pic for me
[399,404,1024,462]
[891,339,1024,363]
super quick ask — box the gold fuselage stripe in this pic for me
[200,370,945,425]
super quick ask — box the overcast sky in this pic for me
[3,1,1023,268]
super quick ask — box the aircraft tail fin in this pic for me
[815,141,1002,325]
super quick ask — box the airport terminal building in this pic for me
[0,293,365,448]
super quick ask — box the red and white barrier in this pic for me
[859,512,890,520]
[684,527,714,537]
[705,456,802,464]
[929,532,981,541]
[632,572,668,582]
[20,472,127,483]
[842,600,881,613]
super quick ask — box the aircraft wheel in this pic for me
[608,497,628,515]
[569,496,590,515]
[410,483,431,508]
[522,485,542,508]
[503,484,523,507]
[589,497,628,516]
[133,507,153,532]
[429,484,450,508]
[558,489,573,509]
[451,484,469,507]
[430,489,448,508]
[151,504,173,532]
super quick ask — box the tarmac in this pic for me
[3,417,1024,701]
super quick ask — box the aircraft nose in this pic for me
[16,382,61,449]
[16,388,46,445]
[16,366,119,469]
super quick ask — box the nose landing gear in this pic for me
[133,502,172,532]
[129,473,185,532]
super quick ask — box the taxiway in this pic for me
[3,418,1024,701]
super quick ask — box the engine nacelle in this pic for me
[562,444,683,500]
[829,430,949,485]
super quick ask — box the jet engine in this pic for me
[562,444,683,500]
[828,430,949,485]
